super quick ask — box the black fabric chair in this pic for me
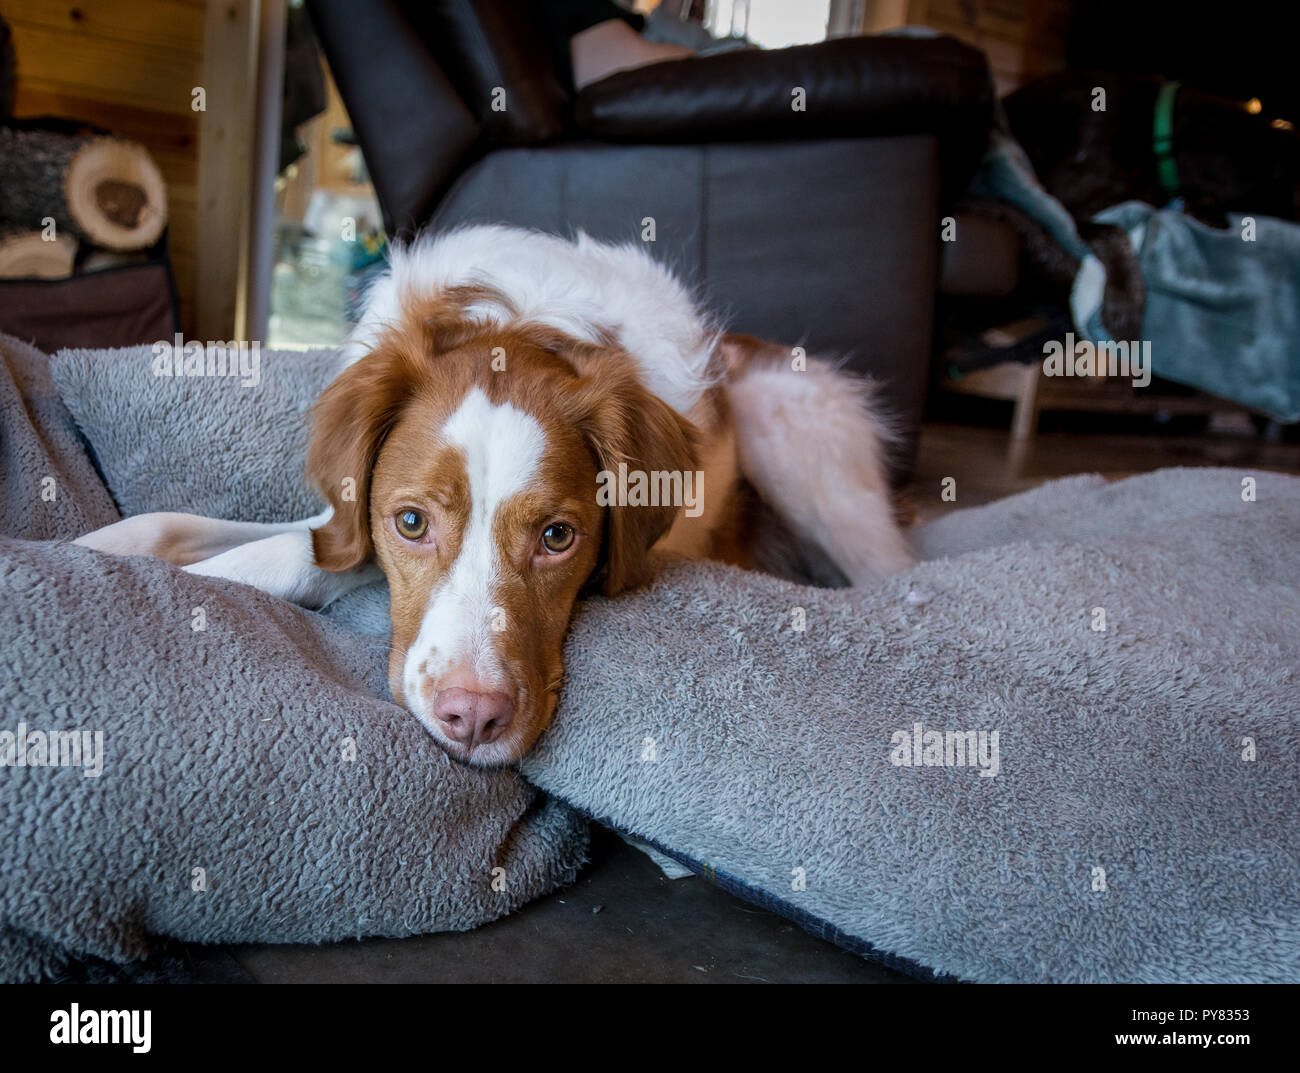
[305,0,994,478]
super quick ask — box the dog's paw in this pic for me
[74,512,212,566]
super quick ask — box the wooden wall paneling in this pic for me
[193,0,259,341]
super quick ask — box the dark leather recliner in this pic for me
[305,0,994,478]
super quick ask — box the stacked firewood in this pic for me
[0,125,168,279]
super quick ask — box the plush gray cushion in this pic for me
[519,469,1300,983]
[0,337,588,983]
[42,341,1300,983]
[51,343,338,523]
[0,334,119,540]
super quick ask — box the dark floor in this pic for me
[73,828,911,983]
[226,829,915,984]
[909,411,1300,521]
[86,415,1300,985]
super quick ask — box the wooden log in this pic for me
[0,228,77,279]
[0,126,167,250]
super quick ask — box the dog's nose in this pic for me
[431,686,514,747]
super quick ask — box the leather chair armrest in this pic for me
[574,34,993,192]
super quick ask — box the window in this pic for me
[703,0,833,48]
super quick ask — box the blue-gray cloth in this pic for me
[1073,201,1300,421]
[967,120,1300,421]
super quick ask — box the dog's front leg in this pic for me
[183,531,381,610]
[74,509,334,567]
[77,509,378,609]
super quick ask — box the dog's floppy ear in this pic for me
[564,349,699,595]
[309,291,495,570]
[306,343,419,571]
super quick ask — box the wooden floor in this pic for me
[906,417,1300,523]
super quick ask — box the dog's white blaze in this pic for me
[404,388,546,729]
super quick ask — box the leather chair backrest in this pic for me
[308,0,482,235]
[397,0,569,144]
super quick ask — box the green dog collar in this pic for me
[1153,80,1181,201]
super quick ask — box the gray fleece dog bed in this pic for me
[4,336,1298,983]
[0,337,588,982]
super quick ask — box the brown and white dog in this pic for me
[77,225,912,766]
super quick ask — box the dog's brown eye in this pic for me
[541,522,575,554]
[396,509,428,540]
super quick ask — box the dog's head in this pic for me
[307,298,697,766]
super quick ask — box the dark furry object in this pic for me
[950,199,1145,341]
[1005,71,1300,229]
[1079,220,1146,342]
